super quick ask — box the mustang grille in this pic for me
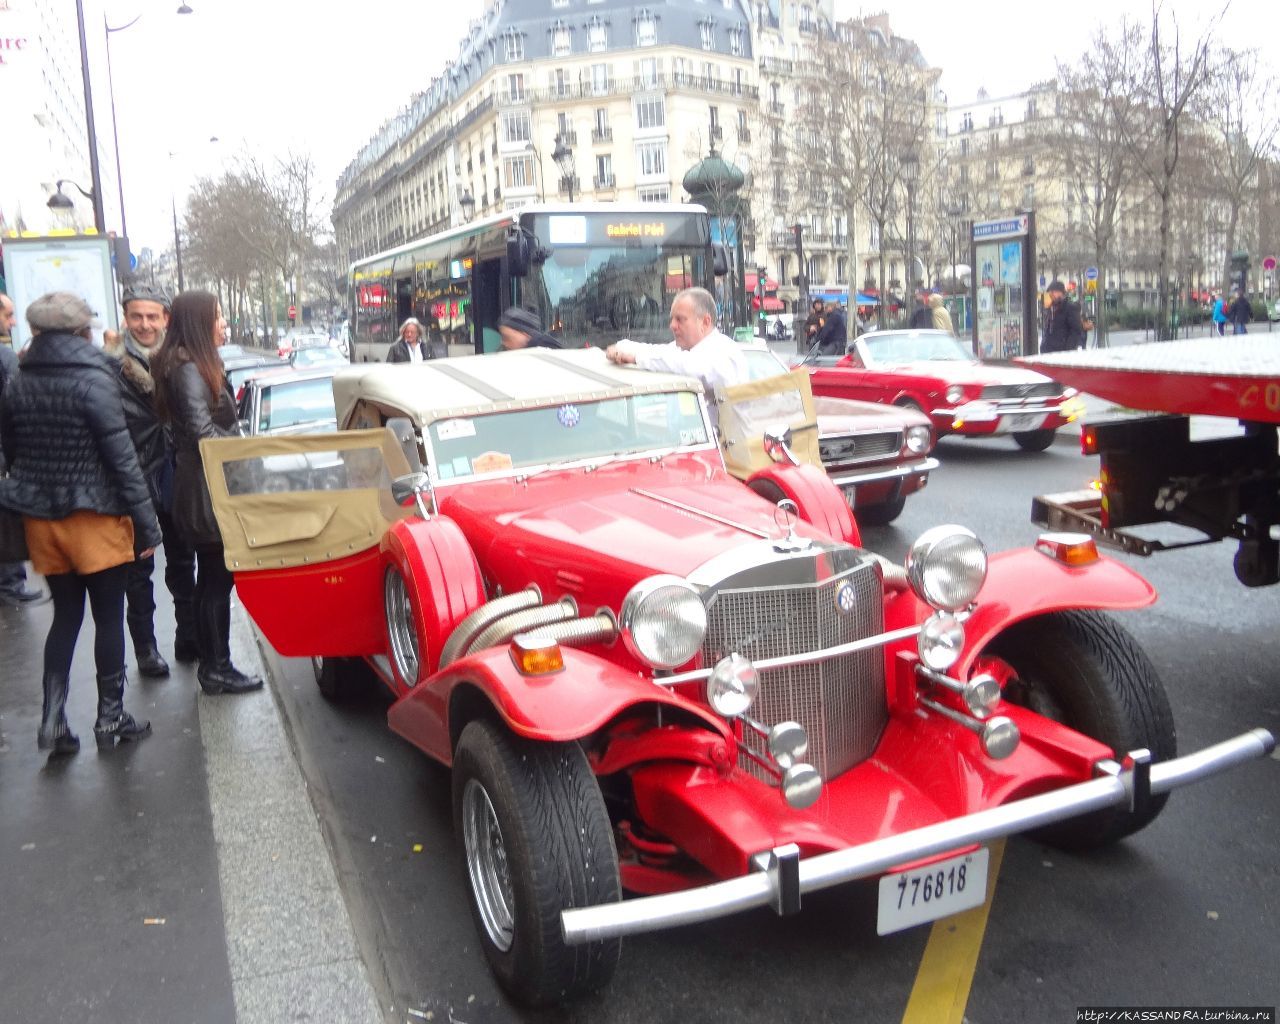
[819,431,902,465]
[980,382,1063,402]
[701,559,887,782]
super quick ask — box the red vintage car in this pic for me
[199,349,1271,1007]
[805,329,1084,451]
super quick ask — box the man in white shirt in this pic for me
[606,287,748,429]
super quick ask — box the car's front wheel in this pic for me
[311,657,374,702]
[1013,428,1056,452]
[453,719,621,1006]
[855,493,906,526]
[984,610,1176,849]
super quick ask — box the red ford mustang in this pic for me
[804,329,1084,451]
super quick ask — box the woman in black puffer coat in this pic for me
[152,291,262,696]
[0,292,161,754]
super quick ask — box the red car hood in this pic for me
[440,463,821,593]
[878,359,1058,388]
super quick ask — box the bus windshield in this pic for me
[522,210,709,347]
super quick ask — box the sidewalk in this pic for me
[0,583,383,1024]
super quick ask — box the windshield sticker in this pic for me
[438,463,455,480]
[472,451,514,474]
[557,404,581,428]
[437,418,476,441]
[450,456,471,477]
[678,392,699,415]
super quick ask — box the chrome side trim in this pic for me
[829,457,939,488]
[655,623,924,687]
[561,729,1275,944]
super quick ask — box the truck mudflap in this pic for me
[560,728,1275,944]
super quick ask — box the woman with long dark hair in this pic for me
[152,291,262,695]
[0,292,161,752]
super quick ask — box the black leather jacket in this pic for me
[0,331,160,551]
[162,355,238,548]
[106,331,169,504]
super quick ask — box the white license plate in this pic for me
[1003,413,1045,432]
[876,847,989,935]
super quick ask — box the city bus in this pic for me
[348,202,717,361]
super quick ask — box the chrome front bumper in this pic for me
[561,728,1274,944]
[828,456,939,490]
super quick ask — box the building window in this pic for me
[591,63,611,95]
[636,11,656,47]
[506,74,526,102]
[699,21,714,50]
[503,154,536,190]
[552,67,570,98]
[728,27,743,55]
[500,109,531,144]
[588,19,608,52]
[637,56,658,88]
[552,25,572,57]
[504,33,524,62]
[637,185,670,202]
[594,107,609,133]
[634,94,665,130]
[636,140,667,177]
[595,154,614,186]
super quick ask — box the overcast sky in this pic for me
[102,0,1274,254]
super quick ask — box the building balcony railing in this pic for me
[558,129,578,146]
[709,125,723,142]
[591,127,613,144]
[737,127,751,143]
[558,175,581,195]
[496,74,758,107]
[768,101,785,117]
[593,174,616,190]
[759,56,794,75]
[769,231,795,247]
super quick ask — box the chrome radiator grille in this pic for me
[700,557,887,781]
[819,431,903,465]
[980,382,1063,402]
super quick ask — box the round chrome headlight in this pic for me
[918,611,964,671]
[906,526,988,611]
[620,575,707,670]
[705,653,759,718]
[945,384,966,405]
[905,424,932,454]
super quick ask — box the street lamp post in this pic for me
[524,142,545,202]
[72,0,106,233]
[551,134,575,202]
[902,150,920,321]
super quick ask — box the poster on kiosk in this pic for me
[970,213,1037,360]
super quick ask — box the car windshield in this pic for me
[741,348,790,382]
[227,362,276,392]
[862,333,974,365]
[258,377,337,433]
[291,348,346,368]
[427,390,710,481]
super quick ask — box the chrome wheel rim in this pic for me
[462,778,515,951]
[384,567,419,684]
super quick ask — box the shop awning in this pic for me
[752,296,785,312]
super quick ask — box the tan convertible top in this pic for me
[333,347,703,427]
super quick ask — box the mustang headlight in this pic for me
[906,525,988,611]
[620,575,707,670]
[945,384,967,405]
[905,424,931,454]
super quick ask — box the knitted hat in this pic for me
[26,291,99,333]
[121,283,172,310]
[498,306,542,334]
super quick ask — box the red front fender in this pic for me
[386,645,733,766]
[745,461,861,546]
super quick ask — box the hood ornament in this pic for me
[772,498,809,553]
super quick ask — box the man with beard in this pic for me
[105,284,197,676]
[1040,280,1086,353]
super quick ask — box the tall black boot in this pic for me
[135,641,171,679]
[196,598,262,695]
[93,669,152,749]
[37,672,80,755]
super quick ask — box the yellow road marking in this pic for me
[900,839,1007,1024]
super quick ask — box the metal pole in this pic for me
[74,0,106,233]
[171,193,185,291]
[103,15,141,240]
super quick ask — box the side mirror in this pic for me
[506,226,531,278]
[391,471,433,519]
[385,417,423,472]
[712,243,730,277]
[763,427,800,466]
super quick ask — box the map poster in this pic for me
[1,235,119,351]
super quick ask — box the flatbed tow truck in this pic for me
[1017,337,1280,587]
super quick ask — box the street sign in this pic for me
[1263,256,1277,272]
[1085,266,1098,281]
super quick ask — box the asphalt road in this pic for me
[258,432,1279,1024]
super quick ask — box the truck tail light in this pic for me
[1081,425,1100,455]
[510,633,564,675]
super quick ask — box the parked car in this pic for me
[804,329,1083,452]
[727,346,936,525]
[224,354,286,402]
[217,343,248,363]
[289,345,349,371]
[278,331,331,359]
[234,367,340,492]
[197,348,1270,1007]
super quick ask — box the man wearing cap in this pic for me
[104,284,197,676]
[0,292,44,605]
[605,287,748,430]
[497,306,562,350]
[1041,280,1086,353]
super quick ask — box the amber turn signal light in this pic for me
[510,633,565,675]
[1035,533,1100,566]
